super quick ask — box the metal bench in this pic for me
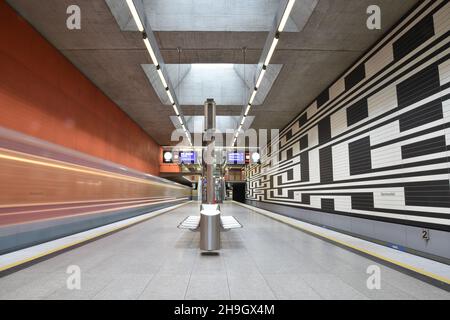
[178,215,242,231]
[220,216,242,231]
[178,216,201,230]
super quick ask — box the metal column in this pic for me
[203,98,216,204]
[200,98,220,251]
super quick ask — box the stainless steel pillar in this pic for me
[204,99,216,204]
[201,99,220,251]
[204,98,216,134]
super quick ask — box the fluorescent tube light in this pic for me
[245,104,251,116]
[167,91,175,104]
[249,90,257,104]
[264,36,279,66]
[143,37,158,66]
[255,67,266,88]
[157,68,168,88]
[172,104,179,116]
[125,0,144,32]
[278,0,296,32]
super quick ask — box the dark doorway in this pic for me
[232,183,246,203]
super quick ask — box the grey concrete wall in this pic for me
[245,200,450,263]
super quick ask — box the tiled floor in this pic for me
[0,202,448,300]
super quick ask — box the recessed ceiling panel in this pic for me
[106,0,299,32]
[170,115,255,133]
[142,63,282,106]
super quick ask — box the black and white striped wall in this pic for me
[245,0,450,261]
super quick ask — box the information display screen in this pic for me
[227,152,245,164]
[179,151,197,164]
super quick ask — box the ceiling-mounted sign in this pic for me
[227,152,245,165]
[179,151,196,164]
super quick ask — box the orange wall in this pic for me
[0,1,160,175]
[159,147,181,173]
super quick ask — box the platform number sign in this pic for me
[422,229,430,241]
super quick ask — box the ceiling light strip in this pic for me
[278,0,296,32]
[264,36,279,66]
[125,0,144,32]
[156,67,168,88]
[167,91,175,104]
[126,0,192,146]
[255,66,267,89]
[143,37,158,66]
[233,0,295,146]
[245,104,251,116]
[172,104,179,116]
[248,89,258,105]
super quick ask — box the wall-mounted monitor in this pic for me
[227,152,245,164]
[179,151,197,164]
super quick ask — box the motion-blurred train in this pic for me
[0,127,191,254]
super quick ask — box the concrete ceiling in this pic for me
[6,0,419,145]
[107,0,301,32]
[142,63,283,106]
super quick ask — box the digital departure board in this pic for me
[179,151,197,164]
[227,152,245,164]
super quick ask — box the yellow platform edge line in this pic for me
[0,201,191,273]
[233,201,450,285]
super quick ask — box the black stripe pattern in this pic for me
[246,1,450,231]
